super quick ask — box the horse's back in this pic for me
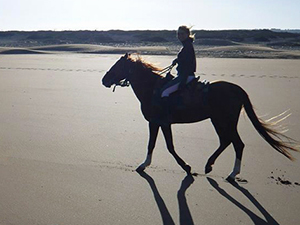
[207,80,247,118]
[209,80,245,97]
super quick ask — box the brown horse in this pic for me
[102,53,298,181]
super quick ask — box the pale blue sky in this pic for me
[0,0,299,31]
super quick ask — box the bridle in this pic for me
[111,57,131,92]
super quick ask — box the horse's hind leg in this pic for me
[205,113,241,176]
[137,122,159,172]
[205,119,232,174]
[161,124,191,174]
[205,137,231,174]
[226,131,245,181]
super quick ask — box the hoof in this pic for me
[184,165,192,175]
[136,166,145,172]
[225,176,235,183]
[205,165,213,174]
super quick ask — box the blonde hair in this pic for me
[178,25,195,41]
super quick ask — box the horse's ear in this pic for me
[124,53,130,59]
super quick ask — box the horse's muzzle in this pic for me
[102,73,113,88]
[102,80,112,88]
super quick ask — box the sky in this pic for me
[0,0,299,31]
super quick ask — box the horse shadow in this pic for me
[207,177,280,225]
[137,171,195,225]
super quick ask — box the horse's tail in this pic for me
[240,89,298,160]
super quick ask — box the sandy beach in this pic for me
[0,53,300,225]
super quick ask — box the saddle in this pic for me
[175,77,210,109]
[153,75,210,110]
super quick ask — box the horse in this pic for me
[102,53,298,181]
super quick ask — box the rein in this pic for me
[158,64,174,75]
[112,62,174,92]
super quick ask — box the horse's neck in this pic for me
[129,70,157,104]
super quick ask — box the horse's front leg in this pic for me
[161,124,191,174]
[136,122,159,172]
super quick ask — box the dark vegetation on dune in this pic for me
[1,29,299,47]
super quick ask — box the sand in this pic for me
[0,54,300,225]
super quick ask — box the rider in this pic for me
[152,26,197,124]
[161,25,196,98]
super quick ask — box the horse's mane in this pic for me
[128,54,162,74]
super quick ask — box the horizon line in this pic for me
[1,28,300,32]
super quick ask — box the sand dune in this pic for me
[0,44,170,55]
[1,44,300,59]
[0,47,47,54]
[200,44,300,59]
[203,45,279,52]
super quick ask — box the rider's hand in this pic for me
[172,59,178,66]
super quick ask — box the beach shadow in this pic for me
[137,171,195,225]
[178,175,195,225]
[207,177,280,225]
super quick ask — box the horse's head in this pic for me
[102,53,131,88]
